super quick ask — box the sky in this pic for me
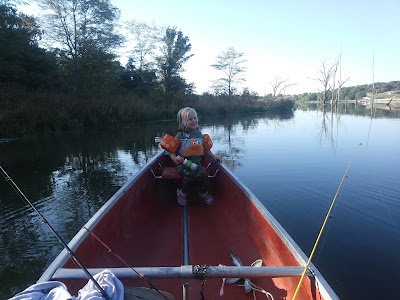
[20,0,400,95]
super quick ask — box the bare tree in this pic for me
[330,61,338,104]
[332,52,350,103]
[269,76,296,99]
[310,60,339,104]
[211,47,246,97]
[336,77,350,103]
[371,52,375,107]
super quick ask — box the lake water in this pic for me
[1,104,399,299]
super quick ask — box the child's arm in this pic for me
[160,134,181,164]
[169,153,181,165]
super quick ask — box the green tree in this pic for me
[156,27,193,96]
[355,90,366,99]
[211,47,247,97]
[0,3,57,89]
[36,0,123,93]
[120,57,157,94]
[346,87,356,100]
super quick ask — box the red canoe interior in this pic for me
[57,154,326,299]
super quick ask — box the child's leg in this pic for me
[195,168,214,205]
[194,167,207,194]
[181,176,195,194]
[177,165,197,194]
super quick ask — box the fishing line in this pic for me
[315,205,335,265]
[83,227,170,300]
[378,188,400,241]
[292,143,362,300]
[0,166,111,300]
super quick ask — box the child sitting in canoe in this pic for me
[161,107,220,205]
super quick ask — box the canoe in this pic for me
[37,151,339,300]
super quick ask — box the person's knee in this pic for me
[195,172,206,181]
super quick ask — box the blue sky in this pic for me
[21,0,400,95]
[111,0,399,95]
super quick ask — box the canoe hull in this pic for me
[39,152,338,299]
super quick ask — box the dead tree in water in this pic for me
[371,53,375,108]
[310,60,338,104]
[337,77,350,103]
[386,98,393,110]
[334,52,349,104]
[330,60,339,105]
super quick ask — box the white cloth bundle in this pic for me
[9,269,123,300]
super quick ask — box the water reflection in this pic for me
[0,125,164,297]
[202,112,295,170]
[297,101,400,154]
[297,101,400,118]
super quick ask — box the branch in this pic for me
[270,76,296,96]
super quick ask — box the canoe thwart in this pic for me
[52,265,312,280]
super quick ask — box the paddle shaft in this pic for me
[0,166,111,300]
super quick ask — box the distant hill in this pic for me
[295,80,400,101]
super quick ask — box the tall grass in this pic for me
[0,87,294,137]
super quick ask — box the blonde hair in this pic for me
[177,107,198,130]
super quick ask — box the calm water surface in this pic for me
[1,105,399,299]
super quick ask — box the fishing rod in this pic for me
[0,166,111,300]
[292,143,362,300]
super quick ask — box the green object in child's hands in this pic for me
[183,158,198,170]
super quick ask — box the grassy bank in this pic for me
[0,87,294,138]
